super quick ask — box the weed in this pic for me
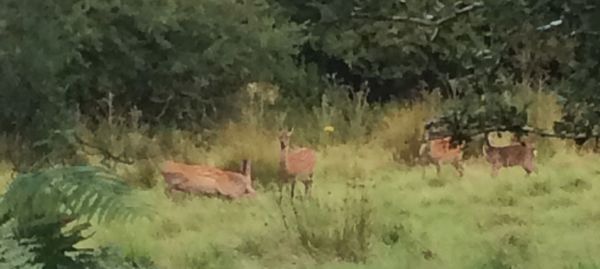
[280,190,374,264]
[184,245,236,269]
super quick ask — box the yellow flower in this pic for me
[323,126,335,133]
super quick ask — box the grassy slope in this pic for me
[73,152,600,269]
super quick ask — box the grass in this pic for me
[40,149,596,269]
[1,85,599,268]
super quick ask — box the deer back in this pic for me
[161,161,228,196]
[484,142,536,167]
[161,161,194,187]
[425,137,464,162]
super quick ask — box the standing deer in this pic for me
[418,135,465,177]
[278,128,317,201]
[160,159,256,200]
[482,132,537,177]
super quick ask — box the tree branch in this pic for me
[150,93,174,122]
[350,2,484,41]
[73,133,135,165]
[425,124,598,146]
[351,2,484,26]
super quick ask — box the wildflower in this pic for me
[324,126,335,133]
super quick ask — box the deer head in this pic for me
[278,127,294,150]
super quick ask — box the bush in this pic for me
[372,90,442,164]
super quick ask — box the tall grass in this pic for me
[278,189,374,264]
[372,90,443,164]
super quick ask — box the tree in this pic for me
[0,0,307,140]
[272,0,577,100]
[290,0,600,145]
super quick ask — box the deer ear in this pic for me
[288,127,294,135]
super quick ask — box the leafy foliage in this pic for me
[425,89,532,145]
[0,166,150,224]
[0,221,43,269]
[0,165,153,268]
[0,0,306,162]
[273,0,600,144]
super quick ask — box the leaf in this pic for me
[0,165,153,226]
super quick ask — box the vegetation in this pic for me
[0,166,153,268]
[1,0,600,268]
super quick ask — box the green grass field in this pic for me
[50,150,600,269]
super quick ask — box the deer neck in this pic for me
[279,144,289,171]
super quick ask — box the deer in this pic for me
[482,132,538,177]
[160,159,256,200]
[278,128,317,201]
[418,134,465,178]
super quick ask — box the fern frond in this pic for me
[0,220,43,269]
[0,165,152,225]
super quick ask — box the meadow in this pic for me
[2,86,598,269]
[90,153,600,269]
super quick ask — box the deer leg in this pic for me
[419,158,428,179]
[523,164,533,177]
[164,186,176,199]
[290,180,296,200]
[435,162,442,177]
[453,160,464,177]
[491,163,500,178]
[304,174,313,197]
[523,159,537,176]
[277,181,284,204]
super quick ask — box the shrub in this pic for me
[372,90,442,164]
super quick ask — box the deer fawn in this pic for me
[418,136,465,177]
[160,159,256,200]
[482,132,537,177]
[278,128,317,201]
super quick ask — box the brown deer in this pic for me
[418,135,465,177]
[482,132,537,177]
[278,128,317,201]
[160,159,256,200]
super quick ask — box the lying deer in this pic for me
[418,136,465,177]
[278,128,317,200]
[482,132,537,177]
[160,159,256,200]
